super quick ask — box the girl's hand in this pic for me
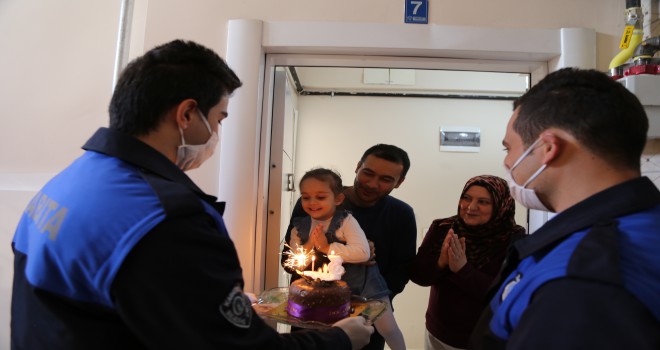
[311,224,330,253]
[447,231,467,272]
[301,234,315,252]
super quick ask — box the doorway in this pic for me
[263,56,538,291]
[262,56,534,345]
[223,21,594,348]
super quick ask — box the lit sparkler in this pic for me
[282,244,314,274]
[282,245,345,281]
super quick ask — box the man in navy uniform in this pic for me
[11,39,373,350]
[469,68,660,349]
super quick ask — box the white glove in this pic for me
[332,316,374,350]
[244,292,257,304]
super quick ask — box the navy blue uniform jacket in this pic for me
[469,177,660,350]
[12,127,350,350]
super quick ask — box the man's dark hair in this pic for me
[299,168,343,196]
[109,39,242,136]
[359,144,411,178]
[513,67,647,170]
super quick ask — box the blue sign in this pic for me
[405,0,428,24]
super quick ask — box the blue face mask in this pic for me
[504,137,550,212]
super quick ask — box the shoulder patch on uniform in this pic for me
[501,273,522,302]
[219,284,252,329]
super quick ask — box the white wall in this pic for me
[295,96,528,233]
[0,0,632,348]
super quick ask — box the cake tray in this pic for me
[252,287,387,329]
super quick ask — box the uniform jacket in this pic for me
[469,177,660,350]
[12,127,350,350]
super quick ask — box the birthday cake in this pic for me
[286,278,351,323]
[284,252,351,323]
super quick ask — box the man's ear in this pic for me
[174,99,198,129]
[394,176,405,189]
[539,132,561,165]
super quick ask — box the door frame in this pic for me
[261,54,551,291]
[222,20,595,293]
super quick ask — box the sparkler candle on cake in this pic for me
[282,245,314,273]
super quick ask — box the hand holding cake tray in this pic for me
[253,248,387,329]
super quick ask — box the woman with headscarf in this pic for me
[410,175,526,350]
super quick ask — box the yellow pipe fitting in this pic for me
[609,29,644,69]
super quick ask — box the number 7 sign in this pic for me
[405,0,428,24]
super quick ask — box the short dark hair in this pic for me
[359,144,411,178]
[513,67,647,170]
[109,39,242,136]
[299,168,343,196]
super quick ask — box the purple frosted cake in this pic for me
[287,278,351,323]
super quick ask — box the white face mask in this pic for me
[504,137,550,212]
[175,110,219,171]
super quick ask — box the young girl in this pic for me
[288,168,406,350]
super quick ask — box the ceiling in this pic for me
[286,66,530,99]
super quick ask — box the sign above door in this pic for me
[404,0,428,24]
